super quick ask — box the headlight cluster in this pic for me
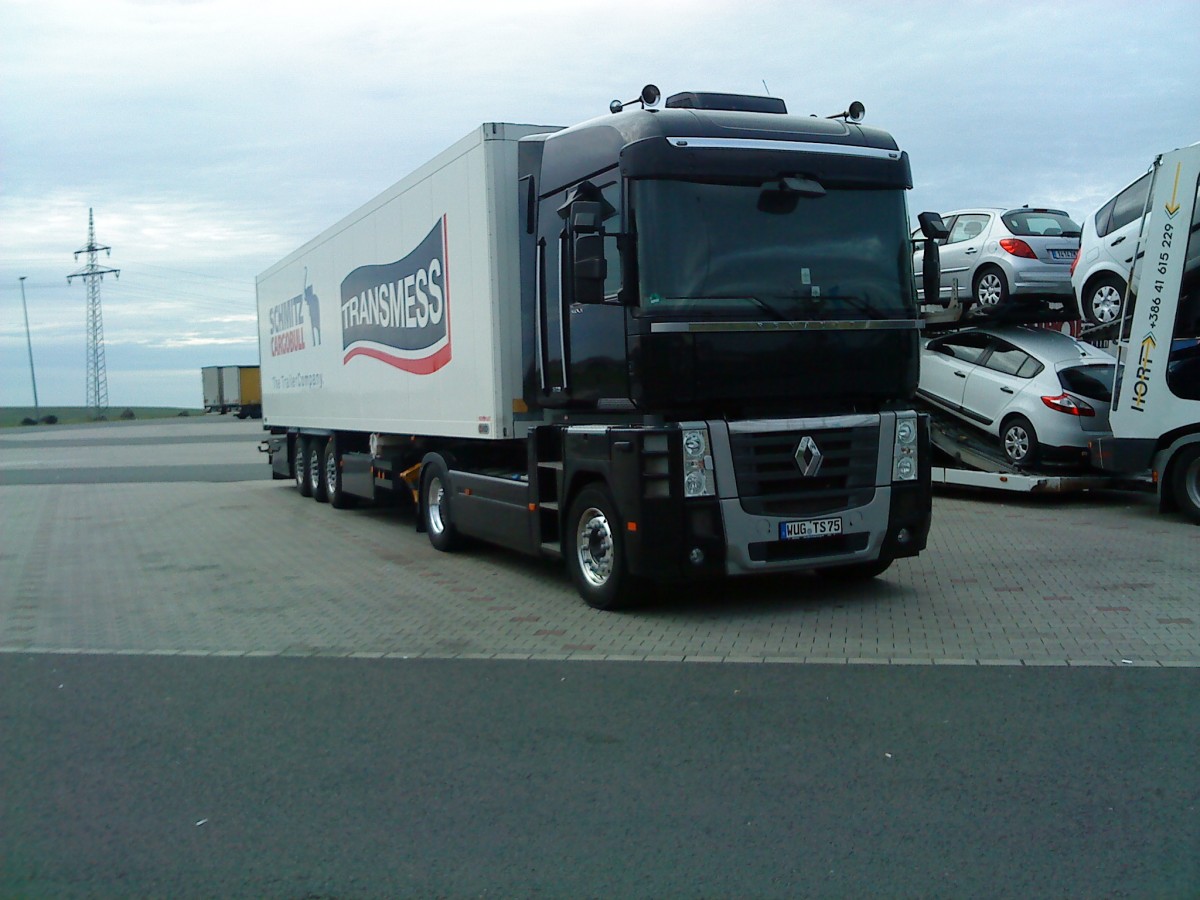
[682,427,716,498]
[892,414,919,481]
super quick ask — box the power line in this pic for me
[67,208,119,414]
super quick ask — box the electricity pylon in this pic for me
[67,208,119,414]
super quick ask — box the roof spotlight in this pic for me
[610,84,661,115]
[827,100,866,123]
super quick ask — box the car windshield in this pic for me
[632,179,915,319]
[1002,210,1081,238]
[1058,363,1115,402]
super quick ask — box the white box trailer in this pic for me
[258,90,945,608]
[201,365,222,411]
[258,124,551,439]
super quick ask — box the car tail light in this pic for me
[1042,393,1095,416]
[999,238,1038,259]
[1069,253,1079,276]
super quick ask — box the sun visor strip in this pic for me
[620,138,912,189]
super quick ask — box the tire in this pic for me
[1170,446,1200,525]
[973,266,1008,309]
[294,436,312,497]
[421,456,461,551]
[323,438,357,510]
[565,484,641,611]
[815,557,893,580]
[309,439,327,502]
[1000,415,1039,467]
[1082,274,1125,326]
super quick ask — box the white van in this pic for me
[1071,169,1152,325]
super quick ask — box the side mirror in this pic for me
[574,233,607,304]
[918,211,950,241]
[917,212,949,305]
[570,201,605,235]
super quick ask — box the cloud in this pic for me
[2,0,1198,406]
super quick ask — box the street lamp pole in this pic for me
[19,276,39,415]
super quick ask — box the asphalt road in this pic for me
[3,654,1196,899]
[1,417,1198,897]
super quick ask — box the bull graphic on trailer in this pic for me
[339,217,451,374]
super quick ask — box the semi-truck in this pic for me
[257,86,948,608]
[1088,143,1200,522]
[201,365,262,418]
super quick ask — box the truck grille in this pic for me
[729,424,879,517]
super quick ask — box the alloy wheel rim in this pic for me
[1093,285,1122,324]
[1185,457,1200,510]
[575,507,614,587]
[428,476,446,535]
[1005,426,1029,461]
[978,274,1003,306]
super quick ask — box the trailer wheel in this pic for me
[1000,415,1039,467]
[323,439,357,510]
[422,457,462,551]
[309,440,327,502]
[1171,446,1200,525]
[565,484,641,611]
[295,437,313,497]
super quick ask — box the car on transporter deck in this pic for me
[918,325,1116,467]
[914,207,1081,312]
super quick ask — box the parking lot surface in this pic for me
[1,416,1196,667]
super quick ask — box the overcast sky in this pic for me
[2,0,1197,409]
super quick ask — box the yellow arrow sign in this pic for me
[1139,332,1157,366]
[1165,162,1182,217]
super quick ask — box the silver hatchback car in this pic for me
[919,325,1115,467]
[914,208,1081,310]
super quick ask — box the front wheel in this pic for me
[565,484,641,611]
[1001,415,1039,467]
[974,267,1008,308]
[1171,446,1200,525]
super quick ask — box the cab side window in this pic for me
[600,180,622,299]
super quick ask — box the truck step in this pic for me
[540,541,563,559]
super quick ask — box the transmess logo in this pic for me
[340,217,451,374]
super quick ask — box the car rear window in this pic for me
[1058,363,1115,401]
[1002,210,1081,238]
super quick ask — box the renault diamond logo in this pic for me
[795,436,823,477]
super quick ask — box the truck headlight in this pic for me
[892,414,919,482]
[682,427,716,498]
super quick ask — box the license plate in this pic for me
[1050,249,1077,260]
[780,516,843,540]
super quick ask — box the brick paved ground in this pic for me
[1,417,1196,666]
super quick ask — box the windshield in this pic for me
[631,179,915,319]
